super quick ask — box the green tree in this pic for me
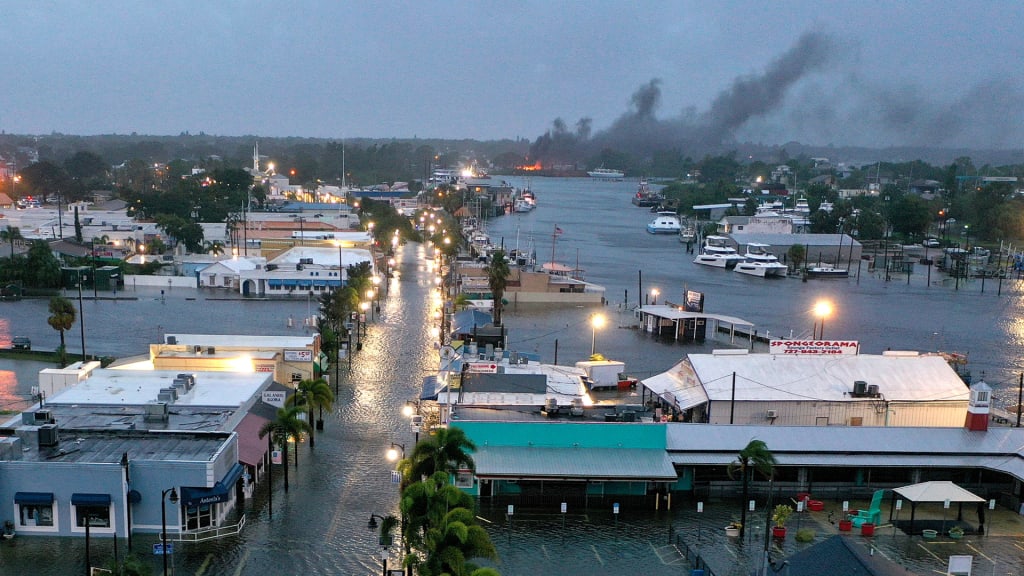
[155,214,205,253]
[289,378,334,448]
[24,240,62,288]
[258,405,310,492]
[889,194,933,239]
[786,244,806,272]
[407,426,477,487]
[728,439,777,538]
[1,226,23,259]
[47,297,76,366]
[486,250,510,326]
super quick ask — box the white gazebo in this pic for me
[892,481,986,536]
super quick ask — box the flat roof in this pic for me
[687,352,969,402]
[473,446,677,480]
[637,305,754,327]
[48,369,272,407]
[165,334,315,348]
[730,232,861,247]
[0,429,232,464]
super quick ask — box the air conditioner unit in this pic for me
[38,423,59,447]
[166,335,177,345]
[766,409,778,419]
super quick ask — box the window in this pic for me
[75,505,111,529]
[185,503,214,531]
[455,470,474,488]
[19,504,54,527]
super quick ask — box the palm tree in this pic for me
[407,426,476,487]
[1,226,23,259]
[727,439,777,538]
[289,378,333,448]
[47,297,76,366]
[486,250,510,326]
[258,405,309,492]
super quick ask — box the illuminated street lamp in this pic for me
[813,300,833,340]
[651,288,660,305]
[386,442,405,461]
[590,313,606,356]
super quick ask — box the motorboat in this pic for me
[646,212,681,234]
[805,265,849,278]
[514,198,535,212]
[588,167,625,179]
[631,178,664,207]
[734,243,788,277]
[693,235,745,268]
[678,226,697,243]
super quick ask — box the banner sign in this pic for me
[284,349,313,362]
[467,361,498,373]
[769,340,860,356]
[263,390,287,407]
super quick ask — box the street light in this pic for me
[387,442,405,461]
[367,514,393,576]
[813,300,833,340]
[160,487,179,576]
[650,288,659,305]
[590,313,606,356]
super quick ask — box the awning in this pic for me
[180,462,245,507]
[15,492,54,505]
[235,412,271,467]
[420,375,439,400]
[72,493,111,506]
[473,447,677,481]
[893,481,985,504]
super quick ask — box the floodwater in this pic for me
[0,176,1022,574]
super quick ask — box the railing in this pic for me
[673,533,716,576]
[174,514,246,542]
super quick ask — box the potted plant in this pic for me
[2,520,14,539]
[725,521,742,537]
[949,526,964,540]
[772,504,793,539]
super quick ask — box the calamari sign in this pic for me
[769,340,860,356]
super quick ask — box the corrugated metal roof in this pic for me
[687,353,969,402]
[474,446,677,480]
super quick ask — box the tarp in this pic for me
[893,481,985,503]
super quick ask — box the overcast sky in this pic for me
[4,1,1023,149]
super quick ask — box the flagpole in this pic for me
[551,225,557,266]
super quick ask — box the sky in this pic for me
[4,1,1024,150]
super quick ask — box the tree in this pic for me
[47,297,76,366]
[23,240,62,288]
[727,439,777,538]
[786,244,806,272]
[407,426,476,487]
[1,226,23,259]
[289,378,334,448]
[258,405,310,492]
[486,250,510,326]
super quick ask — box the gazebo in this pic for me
[892,481,986,535]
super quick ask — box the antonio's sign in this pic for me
[769,340,860,356]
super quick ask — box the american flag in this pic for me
[554,226,564,236]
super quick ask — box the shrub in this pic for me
[795,528,815,543]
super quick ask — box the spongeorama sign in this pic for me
[769,340,860,356]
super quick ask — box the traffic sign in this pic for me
[390,470,402,484]
[153,542,174,555]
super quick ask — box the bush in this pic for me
[795,528,815,543]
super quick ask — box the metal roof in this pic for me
[730,232,861,247]
[474,446,677,480]
[636,305,755,327]
[687,352,969,402]
[1,429,232,464]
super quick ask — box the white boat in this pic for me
[514,198,535,213]
[805,265,849,278]
[734,243,788,277]
[646,212,681,234]
[588,167,625,179]
[694,235,745,268]
[678,225,697,243]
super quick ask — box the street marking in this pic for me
[194,554,214,576]
[966,543,992,562]
[231,549,250,576]
[540,543,551,560]
[589,544,605,565]
[915,542,943,561]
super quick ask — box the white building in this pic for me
[237,246,375,296]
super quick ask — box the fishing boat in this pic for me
[646,212,681,234]
[693,235,745,268]
[734,243,788,277]
[588,167,625,179]
[805,264,849,278]
[631,178,664,207]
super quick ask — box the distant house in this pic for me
[199,257,265,289]
[717,214,794,235]
[0,193,14,209]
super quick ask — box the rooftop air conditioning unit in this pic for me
[38,423,59,447]
[194,345,202,354]
[852,380,868,397]
[766,409,778,419]
[166,336,177,345]
[544,398,558,413]
[144,402,169,422]
[207,346,216,355]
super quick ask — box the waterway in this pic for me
[0,176,1022,574]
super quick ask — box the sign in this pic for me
[255,363,276,373]
[507,504,514,516]
[390,470,402,484]
[153,542,174,555]
[467,361,498,373]
[684,290,704,313]
[271,450,283,464]
[697,502,704,513]
[560,502,567,514]
[262,391,287,407]
[769,340,860,356]
[613,503,620,515]
[284,349,313,362]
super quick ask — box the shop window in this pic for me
[185,503,214,531]
[455,470,474,488]
[19,504,55,527]
[75,505,112,529]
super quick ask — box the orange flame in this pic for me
[517,161,543,171]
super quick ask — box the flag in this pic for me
[554,226,564,236]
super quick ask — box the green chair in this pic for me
[849,489,884,528]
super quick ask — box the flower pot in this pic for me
[949,530,964,540]
[860,523,875,536]
[772,526,787,539]
[922,529,938,540]
[725,526,740,538]
[807,500,825,512]
[838,519,853,532]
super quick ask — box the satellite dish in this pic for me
[440,345,456,361]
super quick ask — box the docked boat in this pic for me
[678,225,697,243]
[734,243,788,277]
[805,264,849,278]
[514,198,535,212]
[588,167,625,179]
[693,235,745,268]
[646,212,681,234]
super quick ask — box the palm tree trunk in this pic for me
[308,406,315,448]
[294,438,299,469]
[283,443,290,492]
[739,465,749,538]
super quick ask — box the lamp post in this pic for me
[590,313,606,356]
[366,288,376,321]
[367,514,392,576]
[650,288,659,305]
[402,400,421,443]
[121,451,132,552]
[813,300,832,340]
[160,487,179,576]
[387,442,406,462]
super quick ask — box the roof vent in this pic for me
[166,335,177,345]
[144,402,169,422]
[38,423,59,447]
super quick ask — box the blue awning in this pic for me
[15,492,54,505]
[72,493,111,506]
[180,462,245,508]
